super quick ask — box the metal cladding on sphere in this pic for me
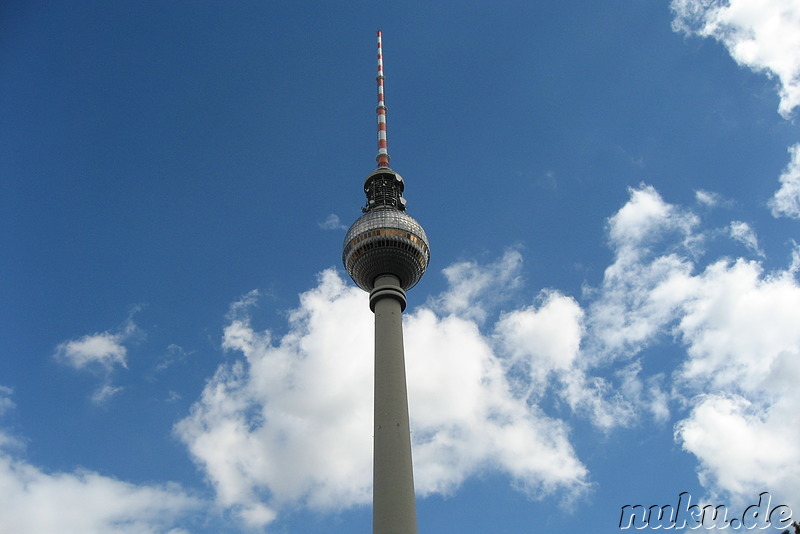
[343,207,429,292]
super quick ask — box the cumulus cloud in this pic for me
[769,143,800,219]
[676,258,800,394]
[586,185,699,362]
[675,393,800,505]
[91,384,124,404]
[666,10,800,491]
[0,449,199,534]
[494,290,584,395]
[0,389,199,534]
[53,316,139,403]
[175,279,374,527]
[432,249,523,322]
[584,185,800,504]
[679,257,797,503]
[671,0,800,118]
[406,295,588,498]
[173,184,800,526]
[791,243,800,275]
[670,253,800,491]
[175,264,589,528]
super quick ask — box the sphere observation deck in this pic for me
[343,169,430,292]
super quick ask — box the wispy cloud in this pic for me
[318,213,347,231]
[154,344,193,372]
[728,220,764,256]
[53,314,140,403]
[0,386,15,419]
[695,189,729,208]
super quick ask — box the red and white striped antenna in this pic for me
[376,30,390,169]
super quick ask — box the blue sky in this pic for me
[2,1,799,532]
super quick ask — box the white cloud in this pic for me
[728,220,764,256]
[695,189,723,207]
[318,213,347,230]
[91,384,124,404]
[55,331,128,370]
[155,344,192,372]
[791,242,800,274]
[664,11,800,499]
[615,362,671,424]
[675,393,800,505]
[0,447,199,534]
[175,276,374,528]
[494,290,584,398]
[405,302,588,497]
[175,265,589,528]
[670,1,800,220]
[497,291,583,372]
[0,386,15,418]
[432,249,523,323]
[671,0,800,118]
[769,143,800,219]
[174,184,800,525]
[53,316,139,403]
[587,185,699,361]
[670,257,800,502]
[0,389,199,534]
[675,258,800,395]
[607,185,700,256]
[583,185,800,503]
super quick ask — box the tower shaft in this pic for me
[370,275,418,534]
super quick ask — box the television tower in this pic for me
[342,31,430,534]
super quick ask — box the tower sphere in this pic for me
[343,204,430,292]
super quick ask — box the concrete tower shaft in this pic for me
[370,275,416,534]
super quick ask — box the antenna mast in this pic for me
[376,30,390,169]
